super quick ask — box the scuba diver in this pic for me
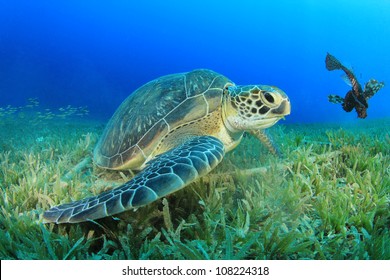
[325,52,385,118]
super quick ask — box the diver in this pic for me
[325,52,385,118]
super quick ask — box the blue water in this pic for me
[1,0,389,123]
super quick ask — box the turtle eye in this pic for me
[264,92,274,103]
[261,91,277,107]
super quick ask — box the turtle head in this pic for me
[222,84,291,132]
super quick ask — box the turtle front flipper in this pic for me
[43,136,225,224]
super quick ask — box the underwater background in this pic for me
[1,0,389,122]
[0,0,389,260]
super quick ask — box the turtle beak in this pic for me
[271,99,291,116]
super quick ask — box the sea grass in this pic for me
[0,116,389,259]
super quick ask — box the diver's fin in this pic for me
[250,129,281,157]
[328,94,344,104]
[325,53,343,71]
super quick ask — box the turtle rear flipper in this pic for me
[328,94,344,104]
[43,136,225,224]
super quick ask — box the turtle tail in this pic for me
[325,52,343,71]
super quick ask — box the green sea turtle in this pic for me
[43,69,290,224]
[326,53,385,118]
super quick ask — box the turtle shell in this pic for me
[94,69,231,170]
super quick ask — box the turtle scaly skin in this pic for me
[44,69,290,224]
